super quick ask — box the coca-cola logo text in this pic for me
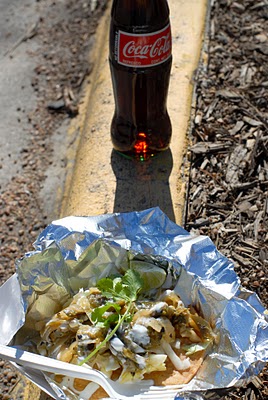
[117,24,172,68]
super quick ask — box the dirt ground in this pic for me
[0,0,267,399]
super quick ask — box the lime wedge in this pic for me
[130,260,167,292]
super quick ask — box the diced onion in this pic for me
[161,340,191,371]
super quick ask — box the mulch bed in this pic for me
[185,0,268,399]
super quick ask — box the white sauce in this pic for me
[129,324,150,347]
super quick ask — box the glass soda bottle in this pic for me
[109,0,172,161]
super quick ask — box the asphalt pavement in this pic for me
[0,0,39,189]
[0,0,76,223]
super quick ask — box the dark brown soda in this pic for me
[109,0,172,161]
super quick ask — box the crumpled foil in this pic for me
[1,207,268,399]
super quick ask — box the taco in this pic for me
[36,268,216,399]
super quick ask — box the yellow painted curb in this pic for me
[23,0,209,398]
[60,0,209,224]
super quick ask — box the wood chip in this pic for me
[190,141,232,154]
[225,145,248,184]
[243,116,263,127]
[229,121,244,135]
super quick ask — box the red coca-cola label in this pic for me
[116,24,172,68]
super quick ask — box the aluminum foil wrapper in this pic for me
[1,207,268,399]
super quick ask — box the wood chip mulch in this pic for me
[185,1,268,399]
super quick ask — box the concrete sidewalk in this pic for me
[24,0,209,398]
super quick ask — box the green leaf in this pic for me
[121,269,143,301]
[101,313,120,328]
[97,269,143,302]
[91,302,121,324]
[97,277,115,298]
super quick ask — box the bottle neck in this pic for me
[111,0,170,31]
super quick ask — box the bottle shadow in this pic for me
[111,149,175,222]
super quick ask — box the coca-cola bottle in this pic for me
[109,0,172,161]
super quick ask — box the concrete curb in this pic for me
[24,0,209,398]
[60,0,209,224]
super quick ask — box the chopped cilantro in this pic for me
[79,269,143,365]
